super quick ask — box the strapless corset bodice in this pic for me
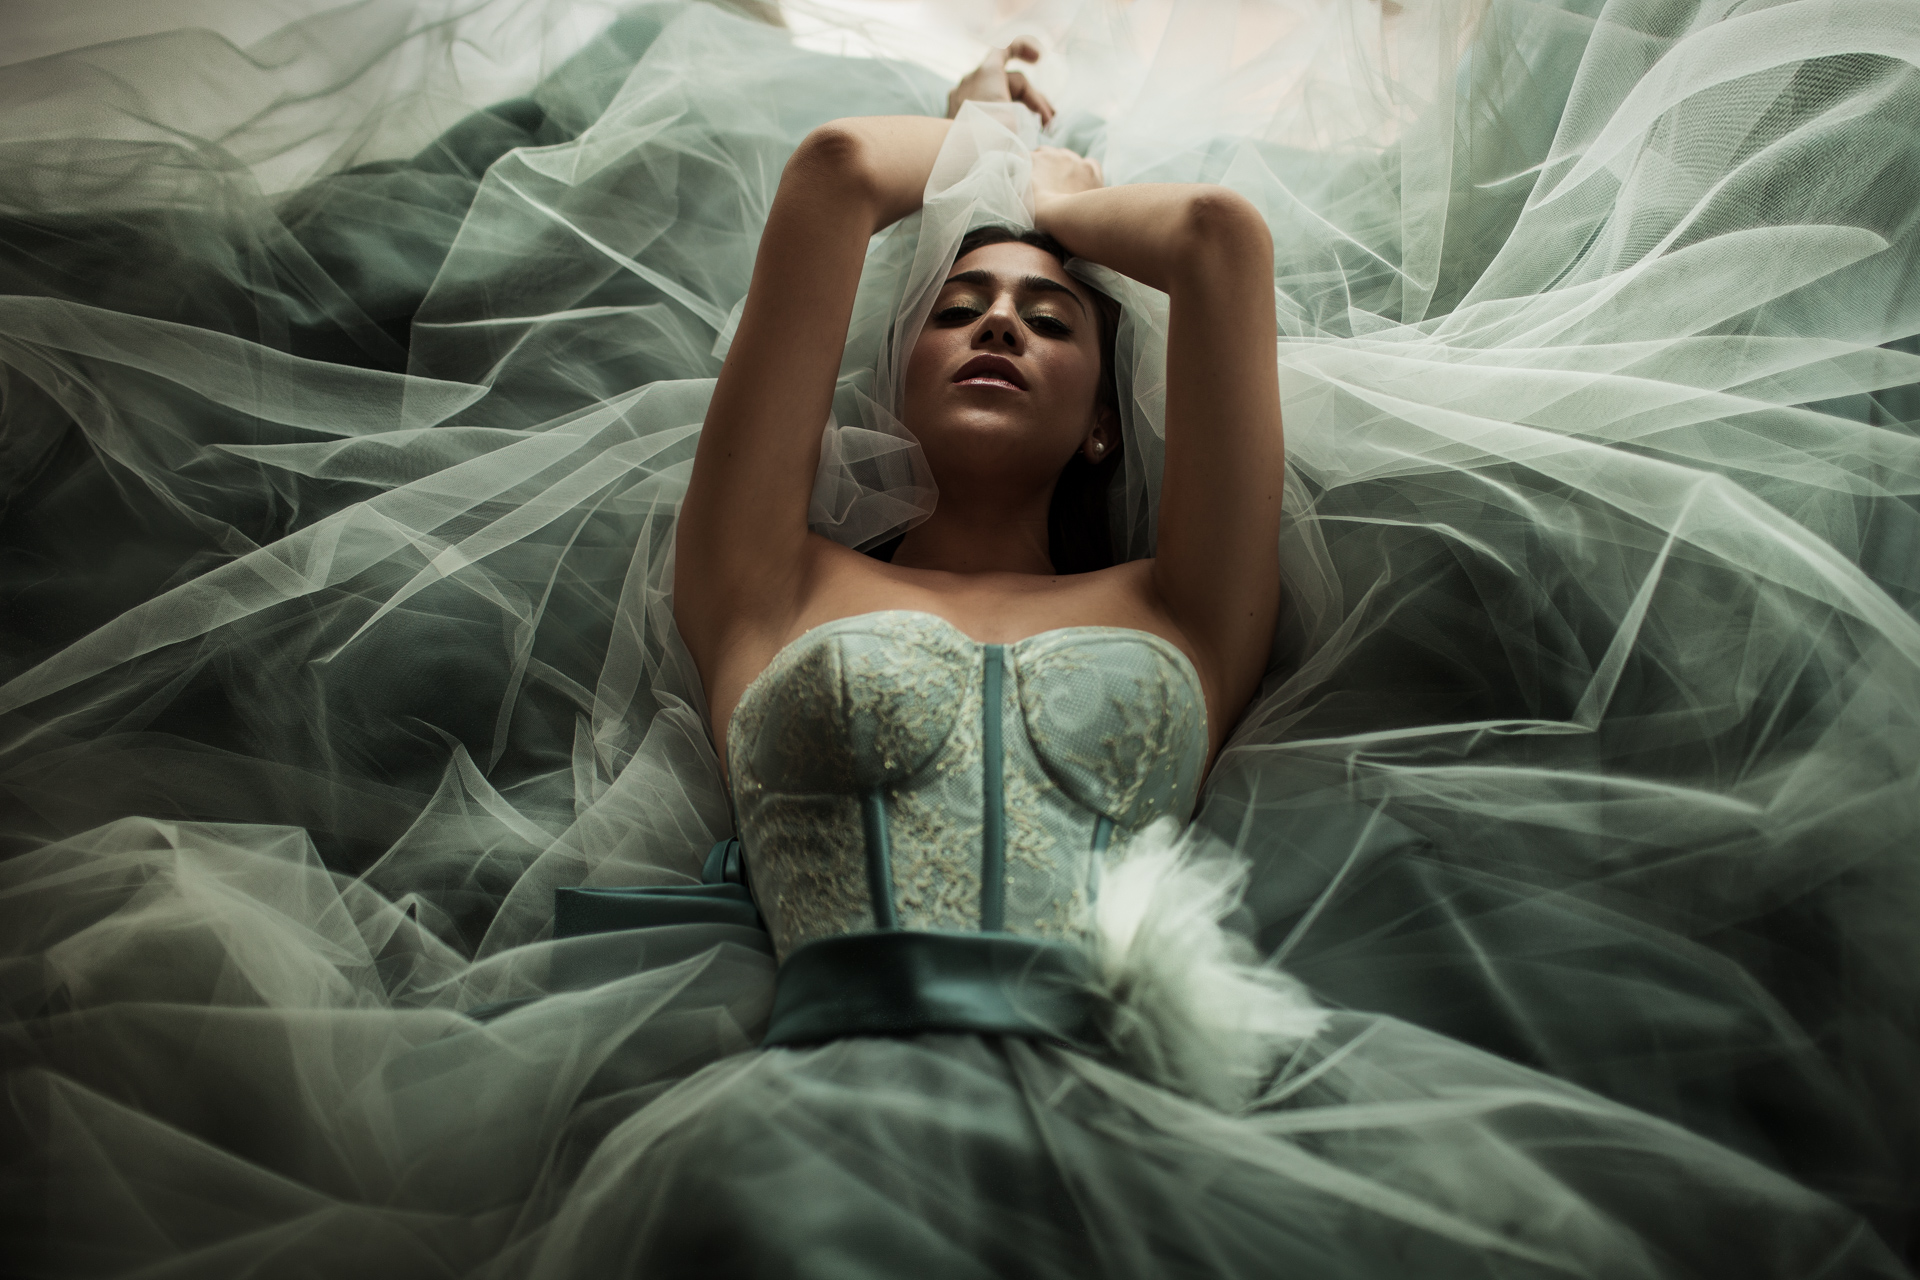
[727,611,1209,961]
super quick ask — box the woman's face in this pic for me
[902,241,1112,497]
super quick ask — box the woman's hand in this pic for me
[1031,146,1103,210]
[947,39,1055,128]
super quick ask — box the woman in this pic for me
[535,84,1895,1275]
[2,1,1917,1276]
[679,118,1280,757]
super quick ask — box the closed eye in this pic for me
[933,304,1073,338]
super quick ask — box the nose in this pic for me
[972,294,1026,353]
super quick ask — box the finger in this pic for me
[1007,74,1055,128]
[1004,37,1042,65]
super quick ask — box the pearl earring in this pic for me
[1091,440,1104,456]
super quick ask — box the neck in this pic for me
[891,487,1054,576]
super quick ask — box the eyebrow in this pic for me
[942,268,1087,316]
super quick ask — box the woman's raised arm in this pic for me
[1032,164,1283,731]
[676,116,950,676]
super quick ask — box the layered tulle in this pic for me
[2,0,1917,1274]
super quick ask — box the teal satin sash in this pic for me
[763,931,1100,1049]
[552,837,762,936]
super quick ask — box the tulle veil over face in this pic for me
[1,0,1918,1274]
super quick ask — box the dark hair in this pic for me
[877,224,1126,574]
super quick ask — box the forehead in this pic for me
[947,241,1094,306]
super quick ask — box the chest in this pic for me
[726,612,1208,958]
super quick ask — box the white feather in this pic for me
[1087,818,1327,1111]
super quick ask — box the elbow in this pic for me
[786,121,877,197]
[1175,187,1272,273]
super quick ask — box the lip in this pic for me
[952,354,1028,391]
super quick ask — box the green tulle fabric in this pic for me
[1,0,1917,1275]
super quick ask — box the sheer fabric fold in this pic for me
[2,0,1917,1274]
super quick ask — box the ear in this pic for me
[1081,404,1120,463]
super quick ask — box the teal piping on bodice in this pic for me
[850,641,1107,937]
[770,643,1108,1049]
[862,788,897,929]
[980,644,1007,932]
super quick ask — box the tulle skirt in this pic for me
[2,0,1917,1274]
[3,818,1902,1278]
